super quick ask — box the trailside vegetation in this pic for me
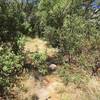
[0,0,100,99]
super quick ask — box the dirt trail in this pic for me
[14,37,100,100]
[17,37,61,100]
[35,75,63,100]
[16,74,64,100]
[16,73,100,100]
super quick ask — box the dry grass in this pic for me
[12,73,100,100]
[24,37,58,57]
[10,73,36,100]
[12,37,100,100]
[59,77,100,100]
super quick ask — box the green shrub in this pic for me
[0,47,24,77]
[44,26,60,47]
[0,46,24,94]
[58,63,71,85]
[0,77,10,88]
[58,63,89,86]
[31,52,48,75]
[38,0,100,64]
[12,33,25,54]
[0,0,34,42]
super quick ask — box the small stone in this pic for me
[48,64,57,71]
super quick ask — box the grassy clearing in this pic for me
[24,37,58,56]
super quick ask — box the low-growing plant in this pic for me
[58,63,71,85]
[58,62,89,86]
[71,73,89,87]
[31,52,48,75]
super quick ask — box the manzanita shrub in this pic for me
[0,46,24,95]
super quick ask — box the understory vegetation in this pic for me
[0,0,100,99]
